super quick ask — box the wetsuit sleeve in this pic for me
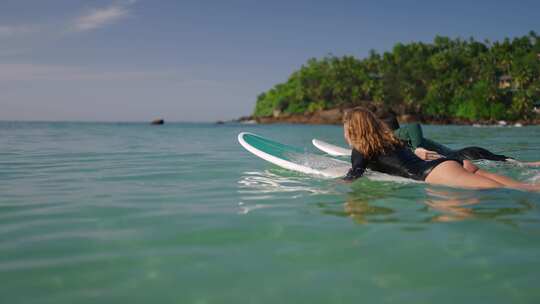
[420,138,455,157]
[344,149,368,181]
[406,123,424,149]
[394,127,408,143]
[394,125,422,149]
[454,147,509,161]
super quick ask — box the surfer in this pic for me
[378,111,540,166]
[343,107,540,191]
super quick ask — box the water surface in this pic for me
[1,122,539,303]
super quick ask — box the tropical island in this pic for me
[244,32,540,125]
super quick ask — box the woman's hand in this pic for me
[415,148,442,160]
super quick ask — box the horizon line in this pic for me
[0,119,233,124]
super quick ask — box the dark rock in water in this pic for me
[216,120,225,125]
[151,119,164,125]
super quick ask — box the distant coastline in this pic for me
[236,106,540,126]
[246,32,540,126]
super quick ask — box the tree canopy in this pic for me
[253,32,540,122]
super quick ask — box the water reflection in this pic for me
[321,183,538,226]
[343,198,396,224]
[236,170,342,214]
[424,188,479,222]
[424,187,537,224]
[237,169,539,226]
[318,181,404,224]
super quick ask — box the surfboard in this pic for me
[238,132,350,178]
[312,139,352,156]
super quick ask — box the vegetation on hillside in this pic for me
[253,32,540,121]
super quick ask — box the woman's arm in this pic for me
[343,149,368,181]
[406,123,424,149]
[420,138,455,157]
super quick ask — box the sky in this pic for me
[0,0,539,122]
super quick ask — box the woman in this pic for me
[379,111,540,166]
[343,107,540,191]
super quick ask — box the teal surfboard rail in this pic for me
[242,133,305,162]
[238,132,350,178]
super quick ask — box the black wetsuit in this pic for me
[344,147,463,181]
[446,147,509,162]
[395,123,510,162]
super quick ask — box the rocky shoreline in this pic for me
[236,108,540,126]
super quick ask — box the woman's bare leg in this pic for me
[425,161,503,189]
[462,160,479,173]
[475,170,540,191]
[521,161,540,167]
[461,160,540,191]
[507,159,540,167]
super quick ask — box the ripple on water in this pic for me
[1,122,540,303]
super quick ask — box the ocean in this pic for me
[1,121,539,303]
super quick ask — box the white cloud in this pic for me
[0,2,137,39]
[73,4,131,32]
[0,25,38,37]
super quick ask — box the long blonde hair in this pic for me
[343,107,402,158]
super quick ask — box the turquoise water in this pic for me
[1,122,540,303]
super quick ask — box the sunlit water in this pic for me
[1,122,539,303]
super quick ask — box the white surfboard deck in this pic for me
[238,132,350,178]
[312,139,352,156]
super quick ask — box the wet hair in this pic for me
[343,107,402,158]
[375,108,400,131]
